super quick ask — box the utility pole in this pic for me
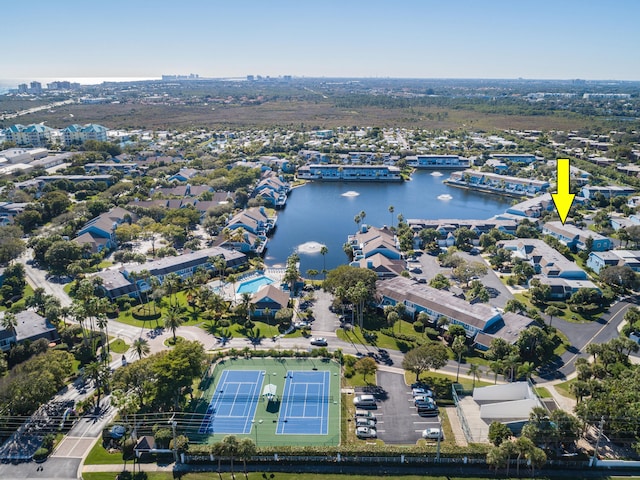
[169,414,178,464]
[592,416,605,467]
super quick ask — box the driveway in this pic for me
[455,251,514,309]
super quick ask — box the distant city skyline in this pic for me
[6,0,640,82]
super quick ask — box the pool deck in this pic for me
[209,268,286,303]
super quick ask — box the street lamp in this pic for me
[252,419,263,444]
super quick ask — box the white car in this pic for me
[356,426,377,439]
[355,417,376,427]
[310,337,328,346]
[355,409,376,420]
[412,387,433,397]
[422,427,444,440]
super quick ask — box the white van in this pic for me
[353,394,376,407]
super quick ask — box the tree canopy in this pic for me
[402,342,448,381]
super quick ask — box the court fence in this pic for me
[451,383,473,444]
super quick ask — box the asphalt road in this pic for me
[541,294,640,379]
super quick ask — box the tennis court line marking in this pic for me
[277,370,330,435]
[200,369,265,434]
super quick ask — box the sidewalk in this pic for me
[444,406,468,447]
[83,463,175,473]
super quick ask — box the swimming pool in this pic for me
[236,276,275,294]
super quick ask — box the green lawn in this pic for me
[513,292,603,325]
[342,370,372,388]
[63,282,74,295]
[109,338,129,354]
[336,325,416,352]
[0,284,34,312]
[84,440,125,465]
[164,336,184,347]
[535,387,552,398]
[554,378,576,399]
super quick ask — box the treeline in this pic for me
[333,94,563,117]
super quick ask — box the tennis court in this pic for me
[195,358,340,446]
[277,371,331,435]
[199,369,264,435]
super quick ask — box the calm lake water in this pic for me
[264,171,513,273]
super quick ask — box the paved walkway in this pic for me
[83,463,175,473]
[444,406,468,447]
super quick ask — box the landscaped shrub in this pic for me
[131,305,161,321]
[33,447,49,461]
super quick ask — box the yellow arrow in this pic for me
[551,158,575,224]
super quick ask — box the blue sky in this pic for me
[4,0,640,81]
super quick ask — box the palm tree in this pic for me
[388,205,394,228]
[237,438,256,480]
[467,363,482,389]
[569,379,589,403]
[227,274,238,305]
[320,245,328,280]
[504,354,521,382]
[208,293,228,329]
[213,256,227,283]
[96,314,110,363]
[436,315,449,332]
[133,337,150,359]
[211,441,224,477]
[163,273,182,307]
[452,336,466,382]
[183,276,199,308]
[221,435,239,479]
[85,360,111,411]
[489,360,503,385]
[517,361,536,381]
[544,305,562,328]
[163,305,184,342]
[1,312,17,333]
[195,286,213,313]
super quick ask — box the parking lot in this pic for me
[374,371,441,444]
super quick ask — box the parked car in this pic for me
[353,394,377,408]
[310,337,328,346]
[355,417,376,428]
[355,409,377,421]
[415,398,437,410]
[422,427,444,440]
[418,408,439,417]
[412,387,432,397]
[356,426,377,439]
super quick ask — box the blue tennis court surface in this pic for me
[277,370,330,435]
[199,370,264,434]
